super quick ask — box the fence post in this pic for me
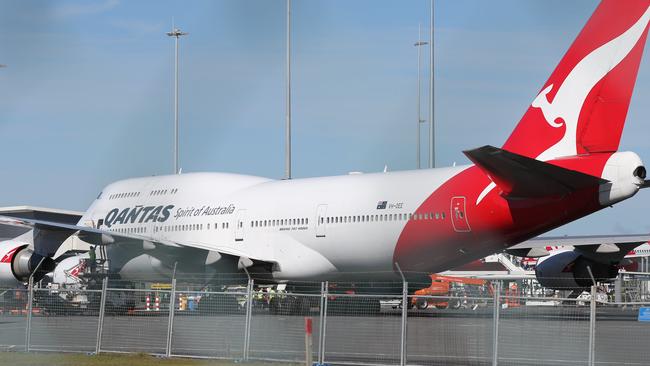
[614,273,622,303]
[243,277,254,361]
[165,276,177,358]
[395,264,408,366]
[305,317,314,366]
[95,276,108,354]
[25,275,34,352]
[492,281,501,366]
[24,257,46,353]
[588,284,596,366]
[317,281,328,366]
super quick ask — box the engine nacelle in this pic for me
[0,240,55,286]
[0,241,29,286]
[535,250,618,290]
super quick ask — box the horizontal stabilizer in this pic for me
[464,145,607,199]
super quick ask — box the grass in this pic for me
[0,352,297,366]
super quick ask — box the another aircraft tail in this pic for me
[502,0,650,161]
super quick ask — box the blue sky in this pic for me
[1,0,649,235]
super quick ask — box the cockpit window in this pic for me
[97,191,103,199]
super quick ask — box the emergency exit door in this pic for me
[316,204,328,238]
[235,209,247,242]
[450,196,471,232]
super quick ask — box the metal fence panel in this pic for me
[170,290,247,358]
[594,301,650,365]
[99,288,170,355]
[406,294,494,366]
[0,288,28,351]
[4,277,650,365]
[249,293,321,362]
[28,288,101,352]
[497,296,590,366]
[323,294,401,365]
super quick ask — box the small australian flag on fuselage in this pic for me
[377,201,387,209]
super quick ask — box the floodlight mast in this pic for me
[285,0,292,180]
[167,27,188,175]
[414,24,429,170]
[429,0,435,168]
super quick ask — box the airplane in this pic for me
[1,0,650,298]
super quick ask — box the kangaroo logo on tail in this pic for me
[476,6,650,205]
[534,7,650,162]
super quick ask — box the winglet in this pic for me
[464,145,607,199]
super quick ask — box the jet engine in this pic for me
[0,240,55,286]
[535,250,618,290]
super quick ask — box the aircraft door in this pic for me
[450,196,471,232]
[235,209,247,242]
[316,204,328,238]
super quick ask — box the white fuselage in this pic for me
[79,168,466,281]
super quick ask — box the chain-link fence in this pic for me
[0,288,28,351]
[3,275,650,365]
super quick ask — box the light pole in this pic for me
[414,25,428,170]
[166,27,188,175]
[285,0,292,180]
[429,0,435,168]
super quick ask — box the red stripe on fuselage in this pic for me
[393,154,611,273]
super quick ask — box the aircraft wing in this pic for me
[507,234,650,259]
[0,215,270,265]
[0,206,83,241]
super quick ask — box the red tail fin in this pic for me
[503,0,650,161]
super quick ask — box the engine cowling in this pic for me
[535,250,618,290]
[0,241,29,286]
[0,240,55,286]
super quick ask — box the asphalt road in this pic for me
[0,306,648,365]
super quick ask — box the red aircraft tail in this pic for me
[502,0,650,161]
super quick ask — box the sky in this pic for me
[1,0,650,236]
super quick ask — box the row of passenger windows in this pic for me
[112,222,231,235]
[150,188,179,196]
[154,222,230,233]
[109,212,448,235]
[323,212,446,224]
[249,218,308,228]
[114,226,145,234]
[109,192,141,200]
